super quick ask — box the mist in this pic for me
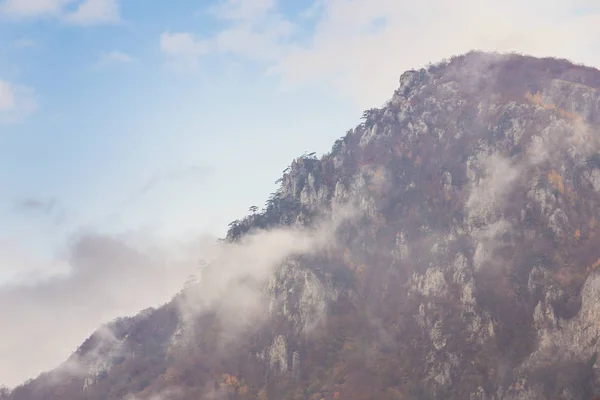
[0,230,200,387]
[0,199,356,389]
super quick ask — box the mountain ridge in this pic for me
[5,50,600,399]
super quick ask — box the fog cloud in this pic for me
[0,231,199,387]
[176,202,356,341]
[0,200,356,389]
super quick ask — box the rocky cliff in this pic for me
[6,51,600,400]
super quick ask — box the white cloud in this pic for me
[0,80,16,110]
[0,0,120,25]
[63,0,119,25]
[160,32,211,57]
[271,0,600,108]
[166,0,600,109]
[299,0,322,19]
[96,50,136,68]
[0,80,36,124]
[160,0,294,70]
[207,0,276,22]
[11,37,36,48]
[0,238,70,285]
[0,0,69,17]
[160,32,212,71]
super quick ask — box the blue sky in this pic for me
[1,0,600,388]
[2,0,600,276]
[0,0,362,282]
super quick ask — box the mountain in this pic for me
[6,51,600,400]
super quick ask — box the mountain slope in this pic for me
[7,51,600,400]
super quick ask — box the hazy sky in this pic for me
[1,0,600,389]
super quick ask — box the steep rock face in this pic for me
[8,51,600,399]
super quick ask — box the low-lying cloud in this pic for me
[0,200,356,389]
[177,204,354,337]
[0,230,199,387]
